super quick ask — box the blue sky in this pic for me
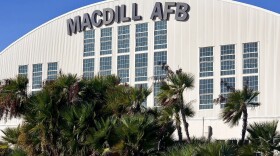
[0,0,279,52]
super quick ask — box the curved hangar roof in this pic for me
[0,0,279,79]
[1,0,279,54]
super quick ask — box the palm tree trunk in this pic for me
[175,112,183,143]
[179,94,191,143]
[135,102,141,113]
[180,107,191,143]
[241,108,248,145]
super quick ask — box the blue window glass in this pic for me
[118,25,130,53]
[220,77,235,108]
[199,79,213,109]
[136,23,148,52]
[154,83,161,106]
[243,76,258,91]
[243,76,258,102]
[221,45,235,76]
[84,30,95,57]
[154,51,167,80]
[47,62,58,80]
[117,55,130,83]
[200,47,213,77]
[243,42,258,74]
[32,64,42,89]
[19,65,28,77]
[100,28,112,55]
[100,57,112,76]
[32,91,40,95]
[83,59,94,79]
[135,53,148,82]
[135,83,148,107]
[154,21,167,49]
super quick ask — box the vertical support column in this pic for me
[148,21,155,108]
[95,28,101,74]
[130,24,136,86]
[111,26,117,75]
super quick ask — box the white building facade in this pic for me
[0,0,280,139]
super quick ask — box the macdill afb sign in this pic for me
[67,2,190,36]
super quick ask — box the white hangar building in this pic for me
[0,0,280,139]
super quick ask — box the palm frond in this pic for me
[183,102,195,118]
[220,88,259,127]
[0,76,28,120]
[247,120,280,154]
[221,92,244,127]
[1,126,20,145]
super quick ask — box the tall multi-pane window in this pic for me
[135,53,148,82]
[19,65,28,77]
[118,25,130,53]
[243,76,258,102]
[243,76,258,92]
[136,23,148,52]
[221,45,235,76]
[154,21,167,106]
[83,59,94,79]
[243,42,259,102]
[200,47,213,77]
[84,30,95,57]
[100,28,112,55]
[199,47,214,109]
[243,42,258,74]
[154,51,167,80]
[199,79,213,109]
[100,57,112,76]
[135,83,148,107]
[153,83,161,106]
[32,64,42,89]
[47,62,58,80]
[220,77,235,108]
[117,55,130,83]
[154,21,167,50]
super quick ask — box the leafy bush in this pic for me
[246,121,280,155]
[0,75,175,156]
[164,142,237,156]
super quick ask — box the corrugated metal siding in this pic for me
[0,0,279,139]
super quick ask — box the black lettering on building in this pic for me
[67,16,82,36]
[175,3,190,21]
[163,2,176,20]
[132,3,142,21]
[91,10,103,27]
[150,2,163,20]
[81,13,93,31]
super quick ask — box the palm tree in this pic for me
[195,142,238,156]
[247,121,280,155]
[1,126,20,145]
[220,85,260,145]
[0,74,176,155]
[44,73,79,105]
[106,84,151,116]
[164,142,237,156]
[60,103,119,155]
[157,66,195,143]
[10,74,82,155]
[129,85,151,113]
[0,76,28,120]
[117,114,162,156]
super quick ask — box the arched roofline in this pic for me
[222,0,280,17]
[1,0,279,55]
